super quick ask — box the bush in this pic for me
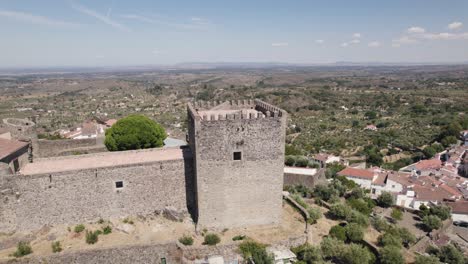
[12,241,32,258]
[85,230,99,244]
[347,210,369,227]
[232,235,246,241]
[347,198,374,215]
[313,185,337,201]
[345,223,364,242]
[203,233,220,246]
[307,207,322,224]
[429,205,451,221]
[329,203,352,220]
[391,208,403,221]
[377,192,394,208]
[379,232,403,248]
[295,156,309,167]
[372,217,390,232]
[292,243,323,263]
[74,224,85,233]
[329,225,346,241]
[104,115,167,151]
[414,255,441,264]
[438,244,465,264]
[239,240,274,264]
[285,155,296,166]
[320,237,345,259]
[342,243,375,264]
[422,215,442,231]
[179,235,194,246]
[51,241,62,253]
[379,246,404,264]
[102,225,112,235]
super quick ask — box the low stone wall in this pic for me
[284,169,327,190]
[36,138,98,158]
[0,243,179,264]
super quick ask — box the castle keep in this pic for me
[0,100,287,232]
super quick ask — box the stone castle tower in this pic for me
[187,99,287,229]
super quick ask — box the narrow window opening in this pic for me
[115,181,124,189]
[233,151,242,161]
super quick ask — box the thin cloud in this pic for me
[368,41,381,48]
[350,39,360,44]
[315,39,324,44]
[352,33,361,38]
[392,36,418,47]
[121,14,213,30]
[408,26,425,34]
[421,32,468,40]
[448,22,463,30]
[341,42,349,47]
[271,42,288,47]
[0,9,80,27]
[71,2,130,32]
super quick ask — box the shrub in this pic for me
[203,233,220,246]
[97,218,105,224]
[232,235,246,241]
[320,237,345,259]
[329,225,346,241]
[347,210,369,227]
[379,246,404,264]
[372,217,390,232]
[414,255,441,264]
[429,205,451,221]
[12,241,32,258]
[307,207,322,224]
[313,185,336,201]
[179,235,194,246]
[438,244,465,264]
[285,155,296,166]
[51,241,62,253]
[104,114,167,151]
[422,215,442,231]
[295,156,309,167]
[347,198,373,215]
[377,192,394,208]
[342,243,375,264]
[378,232,403,248]
[123,217,134,225]
[292,243,323,263]
[291,194,308,209]
[345,223,364,242]
[329,203,352,220]
[74,224,85,233]
[85,230,99,244]
[102,225,112,235]
[239,240,274,264]
[391,208,403,221]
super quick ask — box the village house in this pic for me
[446,201,468,224]
[0,138,29,174]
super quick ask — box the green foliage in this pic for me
[422,215,442,231]
[85,230,99,244]
[345,223,364,242]
[441,136,457,147]
[232,235,246,241]
[438,244,466,264]
[203,233,220,246]
[74,224,85,233]
[320,237,345,259]
[376,192,394,208]
[379,246,404,264]
[347,210,370,227]
[329,225,346,241]
[123,217,134,225]
[379,227,416,248]
[51,241,62,253]
[391,208,403,221]
[292,243,323,263]
[326,163,347,178]
[429,205,451,221]
[313,185,338,202]
[285,145,302,156]
[104,115,167,151]
[285,155,296,166]
[307,207,322,224]
[291,194,309,209]
[102,225,112,235]
[238,240,274,264]
[365,111,377,119]
[371,216,390,232]
[423,146,437,159]
[379,232,403,248]
[414,255,441,264]
[341,243,375,264]
[12,241,32,258]
[179,235,194,246]
[347,198,374,215]
[329,203,352,220]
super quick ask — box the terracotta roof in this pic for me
[415,159,443,170]
[372,173,387,186]
[446,201,468,214]
[313,153,329,162]
[0,138,29,160]
[338,167,374,180]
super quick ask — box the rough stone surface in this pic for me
[36,138,98,158]
[284,168,327,190]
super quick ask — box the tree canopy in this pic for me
[104,115,167,151]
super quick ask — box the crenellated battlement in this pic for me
[187,99,286,122]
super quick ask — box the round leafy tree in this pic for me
[104,115,167,151]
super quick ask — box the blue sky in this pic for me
[0,0,467,67]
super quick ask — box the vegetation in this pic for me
[329,225,346,241]
[391,208,403,221]
[178,235,194,246]
[85,230,99,244]
[104,114,167,151]
[12,241,32,258]
[74,224,85,233]
[376,192,394,208]
[414,255,442,264]
[379,246,404,264]
[307,207,322,224]
[422,215,442,231]
[51,241,62,253]
[238,240,274,264]
[232,235,246,241]
[102,225,112,235]
[203,233,220,246]
[344,223,364,242]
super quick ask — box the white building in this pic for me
[447,201,468,224]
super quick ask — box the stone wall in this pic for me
[0,153,194,232]
[0,243,179,264]
[36,138,99,158]
[284,169,327,190]
[188,100,287,230]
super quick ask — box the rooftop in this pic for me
[0,138,29,161]
[284,167,317,176]
[338,167,374,180]
[21,147,191,175]
[446,201,468,214]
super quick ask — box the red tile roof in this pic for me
[446,201,468,214]
[0,138,29,160]
[415,159,442,170]
[338,167,374,180]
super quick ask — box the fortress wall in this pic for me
[193,115,287,229]
[36,138,99,158]
[0,158,194,232]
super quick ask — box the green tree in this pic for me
[342,243,375,264]
[414,255,441,264]
[422,215,442,231]
[345,223,364,242]
[429,205,451,221]
[329,203,352,220]
[307,207,322,224]
[391,208,403,221]
[441,136,457,147]
[203,233,221,246]
[329,225,346,241]
[239,240,274,264]
[377,192,394,208]
[438,244,465,264]
[104,115,167,151]
[292,244,323,263]
[423,146,437,159]
[379,246,404,264]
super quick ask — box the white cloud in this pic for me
[448,22,463,30]
[271,42,288,47]
[353,33,361,38]
[421,32,468,40]
[72,2,130,32]
[341,42,349,47]
[121,14,212,30]
[407,26,426,34]
[315,39,324,44]
[350,39,360,44]
[392,36,417,47]
[368,41,381,48]
[0,9,80,27]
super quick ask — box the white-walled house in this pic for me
[447,201,468,224]
[338,167,375,189]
